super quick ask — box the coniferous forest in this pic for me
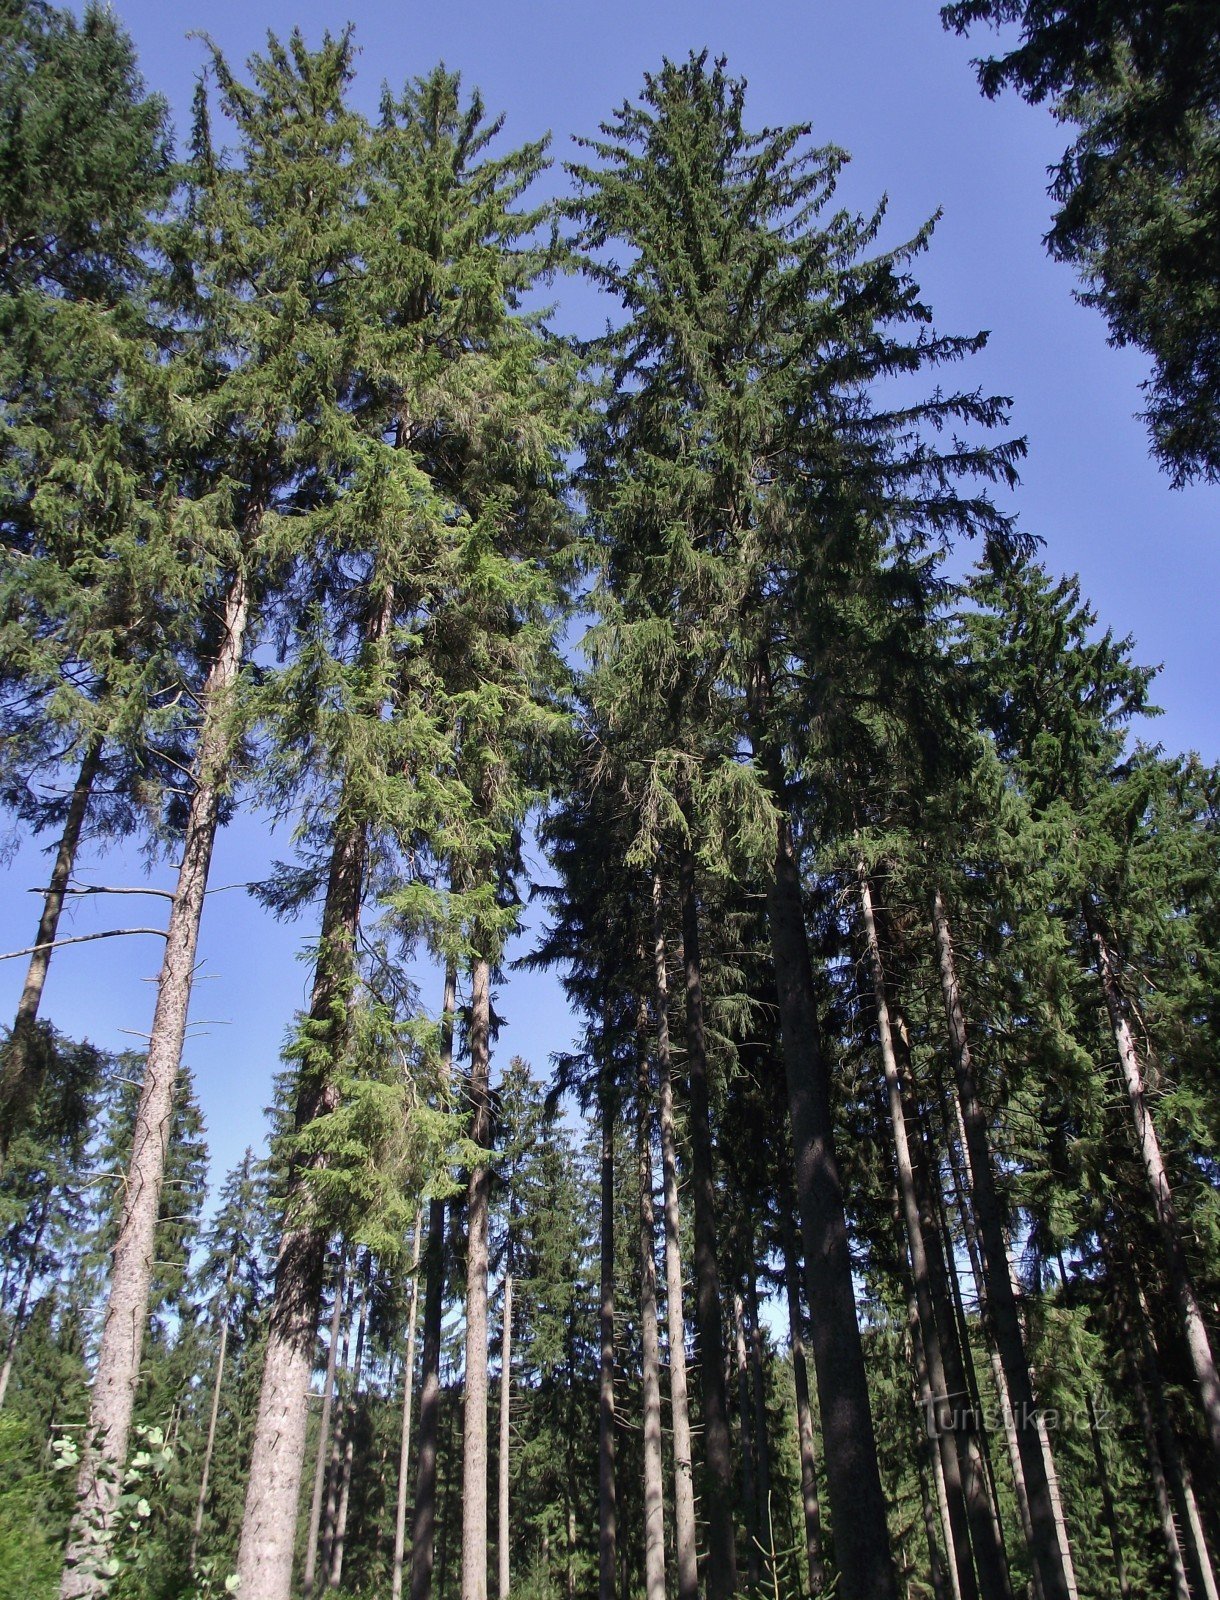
[2,4,1219,1600]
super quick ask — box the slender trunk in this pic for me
[1125,1317,1191,1600]
[462,953,494,1600]
[734,1290,759,1588]
[328,1262,369,1590]
[636,1032,666,1600]
[932,890,1073,1600]
[748,1273,773,1593]
[0,1190,50,1410]
[412,962,456,1600]
[321,1265,359,1579]
[64,568,249,1600]
[678,833,737,1599]
[1086,902,1220,1463]
[750,711,895,1600]
[860,872,981,1600]
[497,1269,512,1600]
[190,1268,233,1572]
[652,866,698,1600]
[1,732,104,1168]
[305,1257,348,1600]
[391,1217,424,1600]
[1083,1388,1129,1600]
[598,1038,617,1600]
[780,1206,825,1596]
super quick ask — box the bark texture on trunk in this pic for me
[760,802,896,1600]
[1,732,103,1169]
[411,962,456,1600]
[678,837,737,1600]
[652,868,699,1600]
[63,570,249,1600]
[781,1207,825,1597]
[236,806,367,1600]
[598,1045,617,1600]
[636,1039,667,1600]
[328,1263,369,1590]
[497,1270,512,1600]
[1086,902,1220,1463]
[462,954,494,1600]
[932,890,1073,1600]
[391,1218,424,1600]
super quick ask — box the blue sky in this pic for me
[2,0,1217,1191]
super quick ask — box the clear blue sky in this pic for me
[2,0,1217,1192]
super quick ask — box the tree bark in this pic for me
[63,567,249,1600]
[462,953,494,1600]
[780,1205,826,1596]
[636,1033,667,1600]
[411,961,456,1600]
[1,731,103,1169]
[497,1268,512,1600]
[678,834,737,1600]
[190,1262,233,1572]
[1086,901,1220,1463]
[747,1272,773,1593]
[236,806,367,1600]
[392,1217,424,1600]
[651,866,699,1600]
[932,889,1074,1600]
[305,1256,348,1600]
[598,1034,617,1600]
[750,722,896,1600]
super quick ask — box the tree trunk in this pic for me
[305,1256,348,1600]
[636,1033,666,1600]
[860,871,982,1600]
[412,961,457,1600]
[392,1217,424,1600]
[1083,1387,1129,1600]
[63,567,249,1600]
[780,1205,825,1596]
[328,1261,369,1590]
[1086,901,1220,1463]
[748,1272,773,1594]
[498,1269,512,1600]
[598,1037,617,1600]
[651,866,699,1600]
[1125,1318,1191,1600]
[462,953,494,1600]
[751,724,896,1600]
[190,1265,233,1572]
[734,1289,760,1589]
[236,808,367,1600]
[0,731,103,1169]
[678,834,737,1600]
[932,889,1074,1600]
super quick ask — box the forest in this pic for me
[1,3,1218,1600]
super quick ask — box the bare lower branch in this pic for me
[0,928,168,962]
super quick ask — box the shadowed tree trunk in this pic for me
[329,1259,370,1590]
[462,953,494,1600]
[780,1204,825,1596]
[392,1218,423,1600]
[412,961,457,1600]
[64,566,250,1600]
[748,1272,773,1593]
[734,1289,759,1589]
[652,866,698,1600]
[636,1022,666,1600]
[598,1031,617,1600]
[678,833,737,1599]
[0,1190,50,1411]
[749,700,897,1600]
[497,1267,512,1600]
[0,731,103,1170]
[932,889,1074,1600]
[1086,900,1220,1464]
